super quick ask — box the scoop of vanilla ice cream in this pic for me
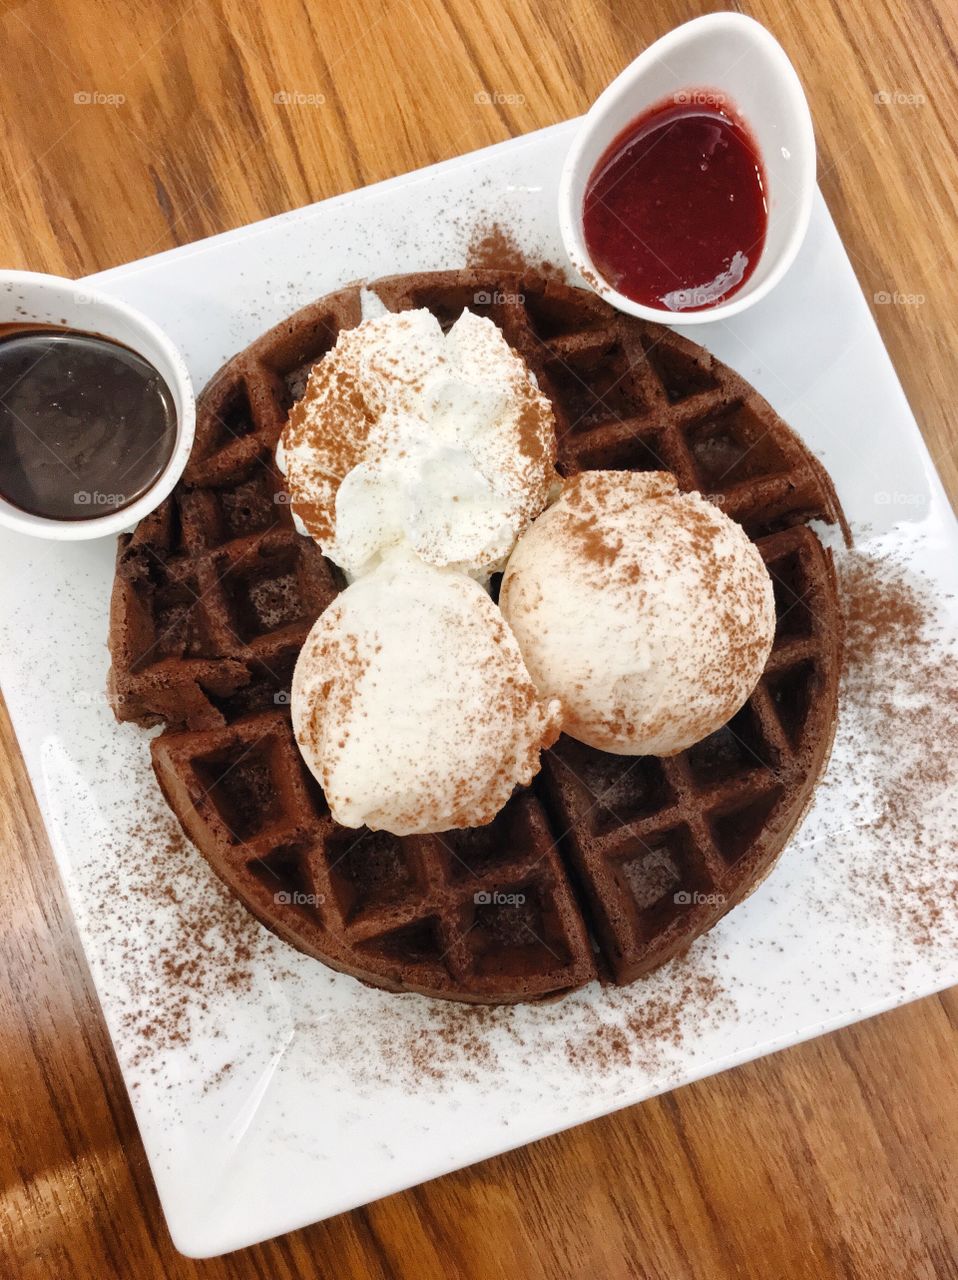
[499,471,776,757]
[291,548,562,835]
[278,307,557,581]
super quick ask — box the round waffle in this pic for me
[109,270,845,1003]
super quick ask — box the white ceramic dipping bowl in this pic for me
[558,12,816,324]
[0,270,194,540]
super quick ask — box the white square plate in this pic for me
[2,121,956,1257]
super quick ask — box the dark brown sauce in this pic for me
[0,324,177,521]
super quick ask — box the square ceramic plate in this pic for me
[1,121,956,1258]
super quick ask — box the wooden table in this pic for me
[1,1,956,1275]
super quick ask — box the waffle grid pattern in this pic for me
[152,711,596,1000]
[111,271,844,1002]
[109,294,359,728]
[541,524,838,983]
[372,272,846,539]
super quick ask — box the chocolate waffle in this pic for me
[110,270,844,1003]
[108,292,359,730]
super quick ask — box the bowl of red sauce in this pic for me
[558,13,816,323]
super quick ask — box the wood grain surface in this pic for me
[1,0,956,1275]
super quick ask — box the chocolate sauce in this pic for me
[0,325,177,521]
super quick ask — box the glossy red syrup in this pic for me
[582,94,768,311]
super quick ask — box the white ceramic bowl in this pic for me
[558,12,816,324]
[0,271,194,540]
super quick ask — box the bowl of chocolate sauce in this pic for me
[0,272,194,540]
[557,13,816,323]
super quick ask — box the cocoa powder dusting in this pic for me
[85,755,734,1093]
[809,541,958,955]
[86,536,955,1099]
[465,220,564,280]
[86,802,265,1081]
[310,948,734,1090]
